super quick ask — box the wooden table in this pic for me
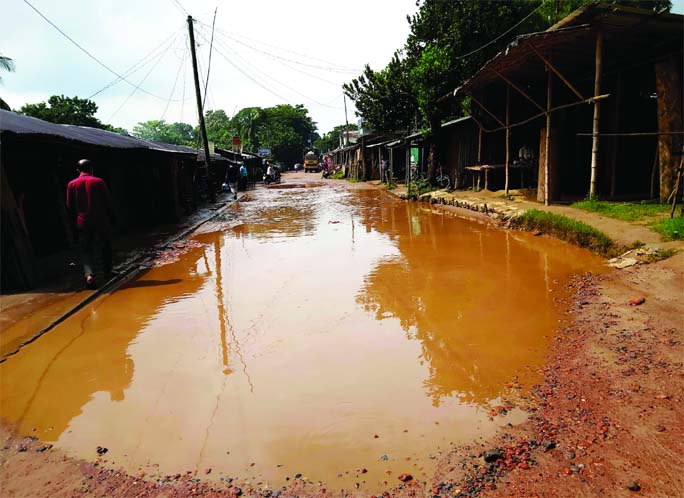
[465,163,533,191]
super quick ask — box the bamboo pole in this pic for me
[528,42,585,100]
[545,68,553,206]
[470,94,505,127]
[492,68,545,113]
[505,86,510,197]
[477,126,483,163]
[472,94,610,134]
[589,30,603,200]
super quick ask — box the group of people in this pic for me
[66,158,253,290]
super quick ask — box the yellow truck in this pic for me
[303,151,320,173]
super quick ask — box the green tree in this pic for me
[344,53,417,133]
[205,109,234,147]
[19,95,108,128]
[0,54,15,110]
[231,107,264,152]
[132,119,197,145]
[226,104,316,164]
[258,104,317,164]
[0,55,14,81]
[315,123,358,152]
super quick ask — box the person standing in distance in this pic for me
[66,159,115,289]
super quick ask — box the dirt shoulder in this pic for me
[430,252,684,498]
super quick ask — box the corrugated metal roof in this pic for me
[441,116,472,128]
[454,3,683,98]
[0,110,196,155]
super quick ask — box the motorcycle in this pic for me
[263,170,281,185]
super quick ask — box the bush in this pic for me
[651,217,684,241]
[511,209,617,256]
[572,200,669,221]
[332,170,346,180]
[406,178,433,200]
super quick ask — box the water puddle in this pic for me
[0,183,603,491]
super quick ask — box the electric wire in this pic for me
[199,30,308,105]
[218,31,360,74]
[203,22,361,73]
[23,0,184,101]
[202,9,217,111]
[197,27,343,110]
[180,31,188,122]
[211,29,342,87]
[161,48,187,121]
[88,28,183,99]
[108,36,176,121]
[454,1,547,60]
[169,0,188,16]
[193,30,296,104]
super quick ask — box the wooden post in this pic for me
[610,73,621,198]
[656,55,684,202]
[505,86,510,197]
[589,30,603,200]
[477,126,483,163]
[389,147,394,185]
[544,68,552,205]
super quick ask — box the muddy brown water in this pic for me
[0,182,604,491]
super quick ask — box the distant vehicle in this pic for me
[303,151,320,173]
[294,163,303,170]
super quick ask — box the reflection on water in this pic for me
[0,183,603,490]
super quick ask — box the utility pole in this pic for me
[343,91,350,146]
[187,15,215,202]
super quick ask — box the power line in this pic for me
[161,48,187,121]
[180,31,188,122]
[207,43,296,104]
[224,33,360,74]
[88,29,182,99]
[204,22,362,73]
[454,1,547,60]
[196,28,306,106]
[169,0,188,15]
[22,0,184,101]
[198,27,342,110]
[212,29,342,87]
[108,37,176,121]
[202,9,217,112]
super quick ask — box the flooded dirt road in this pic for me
[0,177,604,492]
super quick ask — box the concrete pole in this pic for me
[187,15,215,202]
[545,69,552,206]
[505,86,510,197]
[589,30,603,199]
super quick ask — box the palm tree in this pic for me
[0,55,15,81]
[0,54,15,110]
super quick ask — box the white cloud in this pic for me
[3,0,418,135]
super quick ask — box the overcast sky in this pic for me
[2,0,420,135]
[3,0,683,136]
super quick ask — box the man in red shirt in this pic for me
[66,159,115,289]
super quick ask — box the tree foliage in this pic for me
[257,104,317,164]
[19,95,109,129]
[205,109,235,146]
[344,0,672,135]
[315,123,358,152]
[343,54,416,132]
[132,120,197,145]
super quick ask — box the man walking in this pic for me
[238,162,248,192]
[66,159,115,289]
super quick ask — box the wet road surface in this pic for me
[0,178,604,490]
